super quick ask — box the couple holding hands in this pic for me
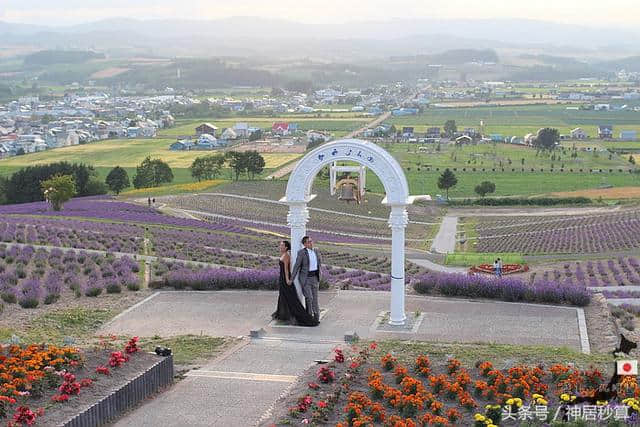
[272,236,322,327]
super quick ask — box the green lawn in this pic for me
[444,253,524,266]
[387,104,640,137]
[365,169,640,198]
[383,142,630,171]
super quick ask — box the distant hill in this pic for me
[595,56,640,72]
[23,50,106,67]
[0,17,639,58]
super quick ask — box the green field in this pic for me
[365,169,640,198]
[0,138,299,169]
[387,104,640,137]
[384,142,631,171]
[444,253,524,266]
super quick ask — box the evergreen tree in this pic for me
[105,166,130,195]
[437,168,458,200]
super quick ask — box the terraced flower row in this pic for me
[0,218,143,254]
[0,245,141,309]
[474,210,640,254]
[529,257,640,288]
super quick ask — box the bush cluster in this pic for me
[411,272,590,307]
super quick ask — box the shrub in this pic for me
[163,267,279,291]
[84,282,103,297]
[105,279,122,294]
[1,289,16,304]
[411,272,589,307]
[18,279,41,308]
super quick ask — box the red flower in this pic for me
[308,382,320,390]
[334,348,345,363]
[12,406,37,426]
[370,342,378,350]
[52,394,70,403]
[80,378,93,388]
[317,367,335,384]
[96,366,110,375]
[125,337,140,354]
[317,400,327,408]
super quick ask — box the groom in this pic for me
[290,236,322,323]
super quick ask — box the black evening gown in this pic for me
[272,260,318,327]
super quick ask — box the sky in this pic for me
[1,0,639,28]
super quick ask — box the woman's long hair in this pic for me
[282,240,291,251]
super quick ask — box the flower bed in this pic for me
[469,264,529,275]
[267,345,636,426]
[411,272,590,307]
[0,337,163,426]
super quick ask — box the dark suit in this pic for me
[291,247,322,320]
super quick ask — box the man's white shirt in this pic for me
[306,248,318,271]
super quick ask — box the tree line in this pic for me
[0,162,107,205]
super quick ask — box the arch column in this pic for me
[388,205,409,325]
[287,202,310,306]
[287,202,310,266]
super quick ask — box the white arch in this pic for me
[285,139,410,205]
[283,138,410,325]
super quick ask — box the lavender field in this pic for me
[529,257,640,288]
[473,209,640,254]
[0,196,420,303]
[0,244,142,308]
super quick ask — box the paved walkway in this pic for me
[105,290,587,426]
[408,257,467,274]
[430,216,458,254]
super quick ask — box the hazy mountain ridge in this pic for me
[1,16,638,58]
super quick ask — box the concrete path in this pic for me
[101,290,586,350]
[105,289,587,426]
[408,257,467,274]
[430,216,458,254]
[113,339,336,427]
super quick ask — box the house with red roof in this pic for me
[272,122,290,135]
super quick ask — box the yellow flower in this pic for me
[493,404,501,409]
[596,400,608,406]
[536,398,548,406]
[485,418,493,424]
[488,425,498,427]
[560,393,570,402]
[532,393,543,399]
[474,414,486,422]
[506,398,515,406]
[571,395,576,401]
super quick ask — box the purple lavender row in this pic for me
[412,271,590,307]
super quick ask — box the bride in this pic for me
[272,240,318,326]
